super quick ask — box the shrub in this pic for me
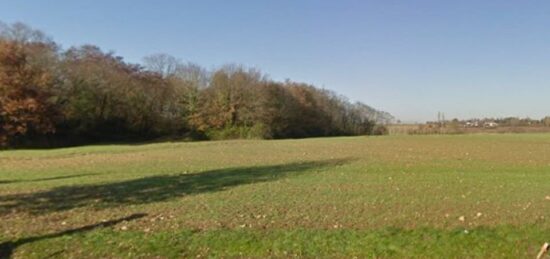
[371,125,389,135]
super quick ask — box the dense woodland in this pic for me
[0,22,394,147]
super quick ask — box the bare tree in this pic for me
[0,22,52,44]
[142,53,180,78]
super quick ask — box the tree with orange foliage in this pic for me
[0,40,59,146]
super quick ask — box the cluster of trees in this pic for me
[0,22,393,147]
[490,117,550,127]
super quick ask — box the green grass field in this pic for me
[1,134,549,258]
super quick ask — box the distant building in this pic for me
[465,121,480,127]
[484,122,498,128]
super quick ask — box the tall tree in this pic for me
[0,40,59,146]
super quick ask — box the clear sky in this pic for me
[1,0,549,122]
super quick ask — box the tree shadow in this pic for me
[0,213,147,259]
[0,173,100,185]
[0,159,350,215]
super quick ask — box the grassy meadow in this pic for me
[1,134,549,258]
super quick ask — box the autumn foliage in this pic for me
[0,22,394,148]
[0,40,59,146]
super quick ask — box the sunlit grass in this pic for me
[1,134,549,258]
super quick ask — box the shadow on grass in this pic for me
[0,213,146,259]
[0,174,100,185]
[0,159,350,215]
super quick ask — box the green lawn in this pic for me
[1,134,549,258]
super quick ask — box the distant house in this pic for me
[465,121,480,127]
[484,122,498,128]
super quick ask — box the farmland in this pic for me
[1,134,549,258]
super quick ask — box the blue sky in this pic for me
[1,0,549,122]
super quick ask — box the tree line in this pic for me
[0,22,394,148]
[428,117,550,128]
